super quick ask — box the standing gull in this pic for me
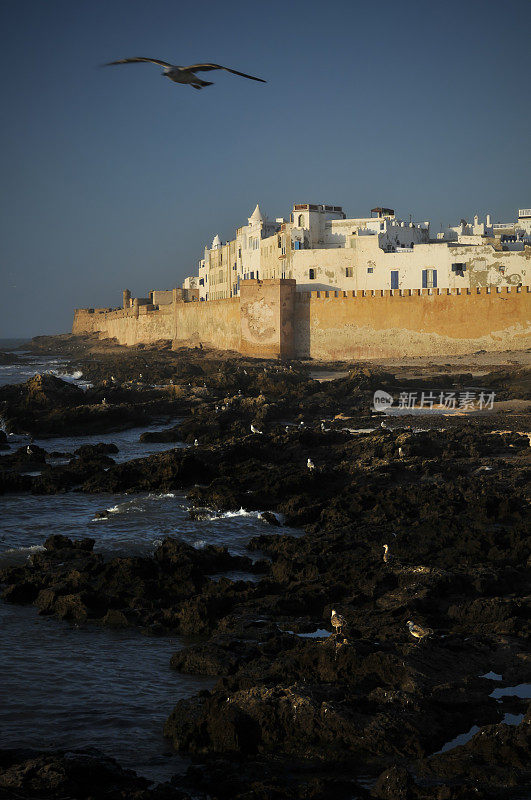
[406,620,432,641]
[104,58,266,90]
[382,544,391,564]
[307,458,315,471]
[331,609,347,636]
[250,424,263,435]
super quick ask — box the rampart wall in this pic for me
[73,282,531,360]
[72,304,175,345]
[293,285,531,359]
[173,297,241,352]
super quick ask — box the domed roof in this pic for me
[211,234,221,249]
[248,203,265,224]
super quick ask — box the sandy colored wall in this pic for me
[72,305,175,345]
[293,286,531,359]
[173,297,241,351]
[240,279,296,359]
[73,283,531,360]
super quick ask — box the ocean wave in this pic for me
[3,544,46,555]
[194,507,263,522]
[102,493,177,516]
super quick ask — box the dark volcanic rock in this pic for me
[0,535,254,635]
[0,747,191,798]
[140,427,181,442]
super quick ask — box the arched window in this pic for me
[298,214,305,227]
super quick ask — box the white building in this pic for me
[188,203,529,298]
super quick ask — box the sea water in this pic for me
[0,348,296,782]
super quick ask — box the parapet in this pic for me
[301,285,529,300]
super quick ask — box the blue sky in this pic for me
[1,0,530,336]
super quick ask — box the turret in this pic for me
[123,289,131,309]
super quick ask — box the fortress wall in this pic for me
[72,305,175,345]
[240,279,296,358]
[173,297,241,351]
[294,286,531,360]
[73,284,531,360]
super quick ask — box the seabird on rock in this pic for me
[299,421,305,427]
[307,458,315,471]
[398,446,404,458]
[380,421,387,429]
[383,544,391,563]
[26,445,34,456]
[331,609,347,635]
[250,424,263,435]
[194,439,199,447]
[101,398,107,405]
[406,620,432,641]
[104,57,266,90]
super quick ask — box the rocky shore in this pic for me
[1,335,530,799]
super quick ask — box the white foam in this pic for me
[193,539,207,549]
[221,508,262,519]
[3,544,46,555]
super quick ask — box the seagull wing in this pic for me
[185,63,266,82]
[104,57,173,68]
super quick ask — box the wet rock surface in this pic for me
[1,335,530,799]
[0,747,190,799]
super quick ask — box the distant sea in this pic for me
[0,338,30,350]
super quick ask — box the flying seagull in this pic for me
[104,58,266,90]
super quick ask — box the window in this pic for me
[380,222,384,230]
[390,270,399,290]
[422,268,437,288]
[367,267,374,273]
[250,271,254,279]
[199,278,204,286]
[345,267,353,277]
[309,269,316,279]
[218,270,223,282]
[277,236,282,248]
[298,214,304,227]
[452,263,467,277]
[410,242,414,248]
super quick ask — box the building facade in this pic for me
[186,203,529,298]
